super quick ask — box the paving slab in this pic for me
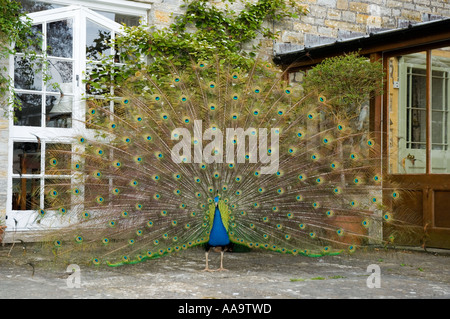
[0,244,449,300]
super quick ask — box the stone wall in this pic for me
[0,56,9,223]
[140,0,450,54]
[0,119,8,223]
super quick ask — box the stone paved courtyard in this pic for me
[0,244,449,300]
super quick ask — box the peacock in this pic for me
[35,57,421,270]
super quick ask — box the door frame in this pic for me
[382,40,450,249]
[6,5,125,233]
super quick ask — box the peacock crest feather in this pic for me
[36,58,421,268]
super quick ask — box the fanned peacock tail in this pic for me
[37,58,422,267]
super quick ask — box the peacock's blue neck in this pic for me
[208,206,230,246]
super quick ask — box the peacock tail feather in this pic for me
[36,58,421,267]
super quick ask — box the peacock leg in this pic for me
[216,251,228,271]
[203,251,214,272]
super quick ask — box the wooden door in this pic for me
[384,44,450,249]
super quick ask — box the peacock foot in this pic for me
[215,267,228,272]
[202,267,216,272]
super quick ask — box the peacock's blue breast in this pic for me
[208,207,230,246]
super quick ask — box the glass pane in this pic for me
[409,104,426,149]
[94,10,141,26]
[86,19,112,61]
[46,59,73,93]
[19,0,63,14]
[14,93,42,126]
[432,110,444,149]
[86,99,109,129]
[431,46,450,173]
[12,178,40,210]
[15,23,42,54]
[44,178,71,210]
[14,56,42,91]
[85,63,110,95]
[388,52,427,174]
[45,94,72,128]
[13,142,41,175]
[47,19,73,58]
[45,143,72,175]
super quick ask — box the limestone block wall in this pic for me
[137,0,450,54]
[0,56,9,223]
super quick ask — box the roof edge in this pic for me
[273,18,450,68]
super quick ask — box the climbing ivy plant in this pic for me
[87,0,307,89]
[0,0,306,115]
[0,0,42,115]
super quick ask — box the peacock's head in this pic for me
[214,195,219,206]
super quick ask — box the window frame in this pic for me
[386,42,450,175]
[400,55,449,152]
[6,2,149,231]
[36,0,151,18]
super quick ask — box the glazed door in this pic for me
[7,6,123,232]
[386,46,450,249]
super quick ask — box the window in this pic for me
[14,17,74,128]
[12,142,40,211]
[388,47,450,174]
[404,60,449,153]
[19,0,146,25]
[7,0,149,231]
